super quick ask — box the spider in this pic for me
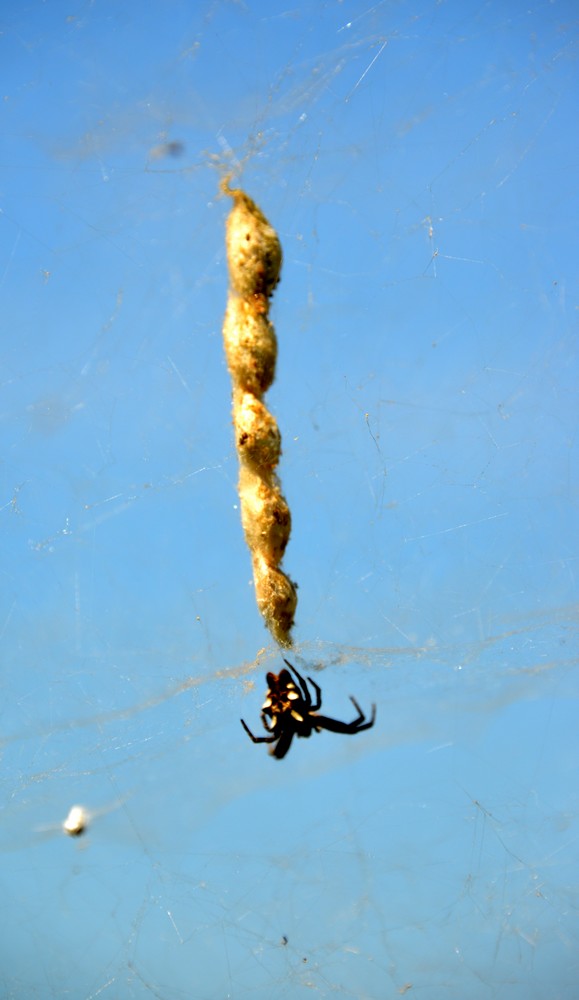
[240,659,376,759]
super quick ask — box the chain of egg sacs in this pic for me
[221,181,297,647]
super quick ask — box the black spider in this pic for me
[240,659,376,759]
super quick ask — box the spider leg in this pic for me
[283,659,322,711]
[283,659,310,702]
[349,696,366,721]
[348,697,376,731]
[305,675,322,712]
[260,709,276,734]
[271,727,295,760]
[240,718,278,744]
[312,699,376,735]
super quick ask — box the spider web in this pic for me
[1,2,578,998]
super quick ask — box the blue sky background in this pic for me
[1,1,578,997]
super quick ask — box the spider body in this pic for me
[240,660,376,759]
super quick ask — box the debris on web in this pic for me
[221,178,297,647]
